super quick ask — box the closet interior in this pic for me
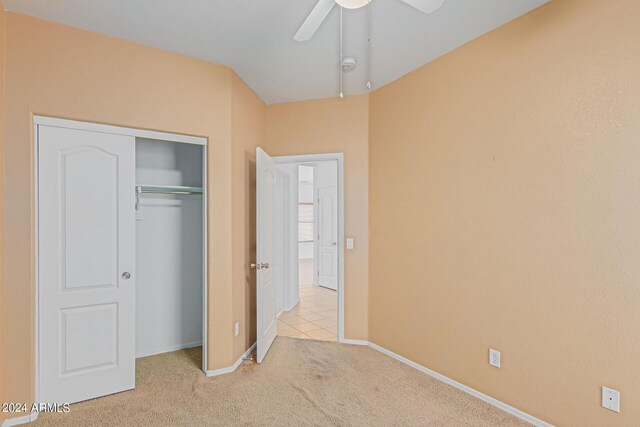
[134,138,204,363]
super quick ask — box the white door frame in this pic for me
[273,153,345,343]
[33,116,209,406]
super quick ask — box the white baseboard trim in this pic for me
[284,298,300,312]
[341,338,369,346]
[136,340,202,359]
[205,342,256,377]
[366,342,553,427]
[2,411,39,427]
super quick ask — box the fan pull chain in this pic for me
[339,6,344,99]
[366,0,372,91]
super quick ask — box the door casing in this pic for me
[273,153,345,343]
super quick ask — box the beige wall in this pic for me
[266,95,369,341]
[2,13,261,415]
[231,73,265,359]
[0,2,6,424]
[369,0,640,425]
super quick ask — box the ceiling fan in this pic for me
[294,0,446,42]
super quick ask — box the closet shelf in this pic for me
[136,185,203,195]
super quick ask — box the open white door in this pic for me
[256,148,279,363]
[38,125,136,404]
[317,185,338,290]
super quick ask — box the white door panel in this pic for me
[39,125,136,404]
[62,304,118,372]
[62,146,119,289]
[256,148,278,363]
[318,185,337,290]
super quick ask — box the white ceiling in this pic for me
[3,0,549,104]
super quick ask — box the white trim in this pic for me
[367,342,553,427]
[341,339,368,346]
[33,121,40,422]
[33,116,207,146]
[136,341,202,359]
[273,153,345,343]
[34,116,210,409]
[201,144,209,374]
[274,153,342,163]
[205,343,257,377]
[284,297,300,312]
[1,412,39,427]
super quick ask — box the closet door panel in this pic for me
[38,125,136,405]
[62,146,118,290]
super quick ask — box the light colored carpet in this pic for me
[34,338,529,426]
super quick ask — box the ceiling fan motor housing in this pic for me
[335,0,370,9]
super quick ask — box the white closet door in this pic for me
[38,125,136,404]
[256,147,278,363]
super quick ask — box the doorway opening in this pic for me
[255,150,344,362]
[279,161,338,340]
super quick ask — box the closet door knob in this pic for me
[250,263,260,270]
[121,272,131,280]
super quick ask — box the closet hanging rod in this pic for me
[136,185,203,195]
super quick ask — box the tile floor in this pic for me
[277,258,337,341]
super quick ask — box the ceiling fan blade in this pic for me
[400,0,445,13]
[294,0,336,42]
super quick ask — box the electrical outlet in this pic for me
[602,387,620,413]
[489,348,501,368]
[234,322,240,337]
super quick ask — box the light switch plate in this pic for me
[346,238,354,250]
[602,386,620,413]
[234,322,240,337]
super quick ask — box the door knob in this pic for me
[260,262,270,269]
[250,263,260,270]
[121,272,131,280]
